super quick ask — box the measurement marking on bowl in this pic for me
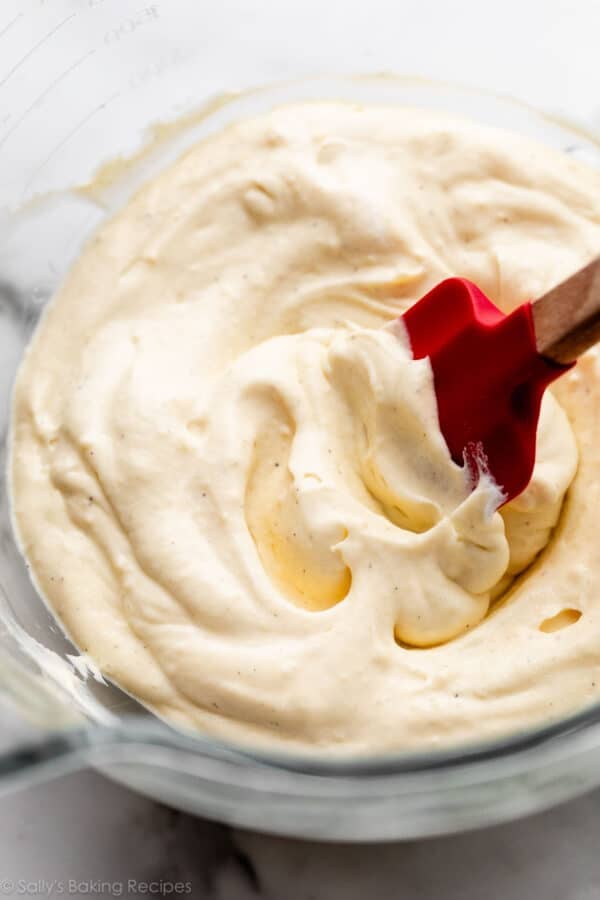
[127,46,197,92]
[23,91,120,199]
[0,12,77,92]
[103,6,159,45]
[0,49,96,152]
[0,12,23,42]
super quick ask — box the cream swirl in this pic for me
[10,104,600,751]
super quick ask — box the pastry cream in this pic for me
[9,104,600,752]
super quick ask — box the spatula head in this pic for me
[402,278,572,504]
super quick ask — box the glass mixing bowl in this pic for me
[0,1,599,842]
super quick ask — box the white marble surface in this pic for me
[0,0,599,898]
[1,771,600,899]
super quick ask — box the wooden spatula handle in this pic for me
[532,255,600,364]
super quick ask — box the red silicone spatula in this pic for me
[401,255,600,503]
